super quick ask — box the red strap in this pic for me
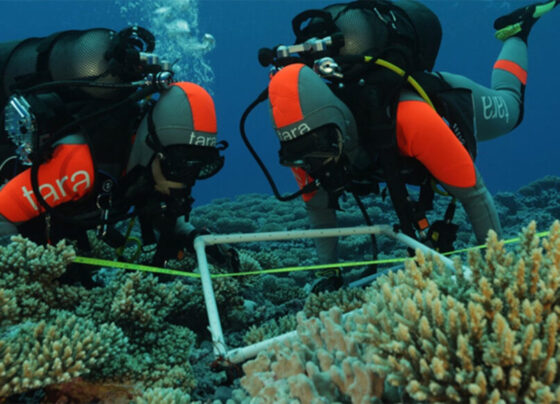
[494,59,528,85]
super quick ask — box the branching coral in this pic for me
[243,315,298,346]
[72,271,198,390]
[304,287,368,318]
[108,272,190,330]
[132,387,192,404]
[363,221,560,402]
[0,235,199,398]
[240,220,560,403]
[243,277,365,344]
[0,236,81,325]
[0,310,127,396]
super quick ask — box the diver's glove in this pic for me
[310,267,344,294]
[426,220,458,253]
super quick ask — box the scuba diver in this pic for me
[0,27,238,282]
[249,0,558,291]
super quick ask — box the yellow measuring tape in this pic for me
[73,230,550,279]
[73,256,200,278]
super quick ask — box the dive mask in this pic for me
[279,125,342,168]
[279,125,348,194]
[159,144,225,183]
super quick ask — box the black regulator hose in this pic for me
[352,192,378,274]
[22,79,143,94]
[240,87,378,270]
[239,88,318,202]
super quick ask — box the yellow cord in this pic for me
[363,56,435,110]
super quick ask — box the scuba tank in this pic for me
[0,25,175,235]
[1,26,173,167]
[0,26,166,105]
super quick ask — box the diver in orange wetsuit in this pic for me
[0,27,236,279]
[266,0,558,291]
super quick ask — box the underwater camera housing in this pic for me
[4,94,65,165]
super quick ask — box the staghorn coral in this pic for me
[239,220,560,403]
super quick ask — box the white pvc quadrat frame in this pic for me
[194,224,460,364]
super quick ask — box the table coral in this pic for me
[239,220,560,403]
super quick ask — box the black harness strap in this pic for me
[378,149,422,238]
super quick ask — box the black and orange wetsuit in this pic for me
[0,82,220,248]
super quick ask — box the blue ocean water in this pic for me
[1,0,558,207]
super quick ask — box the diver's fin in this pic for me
[494,0,558,42]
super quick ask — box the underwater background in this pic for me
[1,1,560,403]
[1,0,557,207]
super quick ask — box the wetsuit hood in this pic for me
[126,82,218,173]
[268,63,368,169]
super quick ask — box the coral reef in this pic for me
[0,236,197,400]
[239,220,560,402]
[2,176,560,402]
[132,387,192,404]
[0,237,128,396]
[303,287,368,318]
[0,311,127,396]
[243,315,298,346]
[73,271,198,390]
[242,286,367,345]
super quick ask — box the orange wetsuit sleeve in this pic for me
[0,144,95,223]
[396,100,476,188]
